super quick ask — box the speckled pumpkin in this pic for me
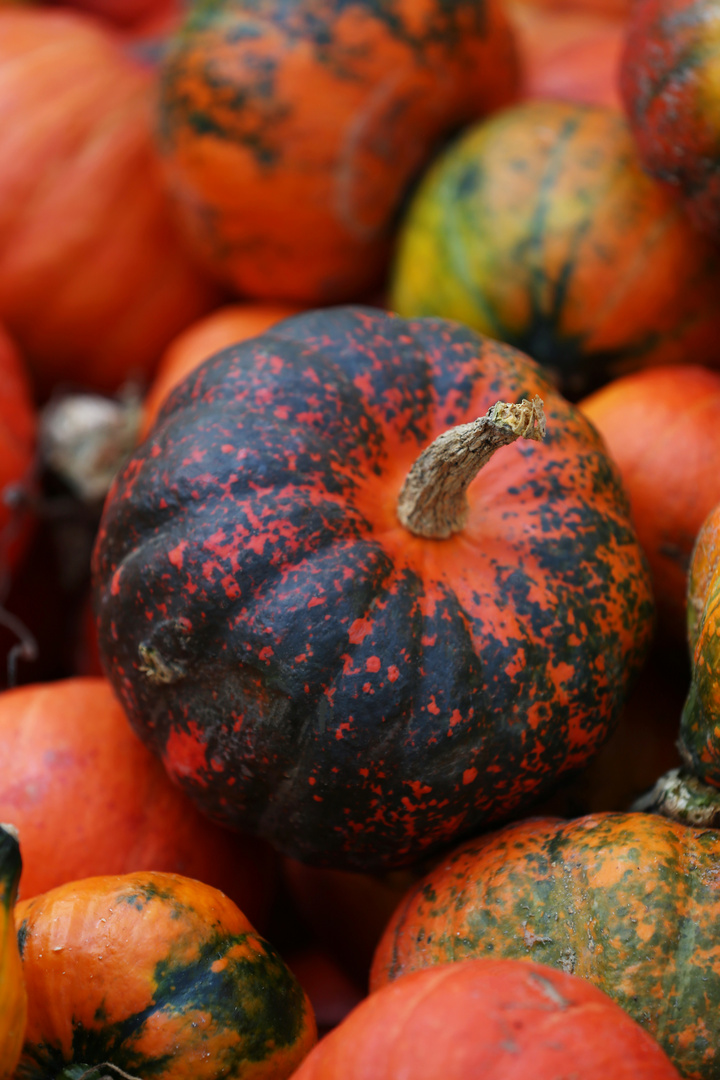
[14,871,316,1080]
[620,0,720,239]
[389,100,720,399]
[679,503,720,786]
[0,825,26,1080]
[91,306,653,871]
[156,0,520,303]
[371,812,720,1079]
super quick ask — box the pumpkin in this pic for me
[0,676,276,928]
[620,0,720,240]
[0,8,219,399]
[156,0,520,304]
[510,3,624,108]
[141,302,303,438]
[0,321,35,577]
[295,957,681,1080]
[371,812,720,1079]
[580,365,720,637]
[14,870,316,1079]
[389,100,720,400]
[678,502,720,787]
[92,305,653,870]
[0,824,26,1080]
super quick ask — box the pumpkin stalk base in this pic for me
[397,396,546,538]
[632,767,720,827]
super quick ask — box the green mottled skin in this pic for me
[372,812,720,1079]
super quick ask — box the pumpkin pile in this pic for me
[1,0,720,1077]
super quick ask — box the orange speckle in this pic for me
[259,646,274,662]
[349,617,373,644]
[308,595,326,608]
[387,665,400,682]
[211,958,228,973]
[427,696,440,716]
[463,767,478,785]
[168,541,187,570]
[366,656,381,672]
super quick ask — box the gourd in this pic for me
[92,306,653,870]
[14,870,316,1079]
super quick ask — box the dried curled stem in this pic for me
[397,396,546,539]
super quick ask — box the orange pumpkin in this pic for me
[0,8,219,399]
[15,871,317,1079]
[0,677,276,928]
[581,365,720,637]
[156,0,520,304]
[0,322,35,577]
[140,301,302,437]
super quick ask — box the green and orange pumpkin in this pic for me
[156,0,520,304]
[0,824,26,1080]
[389,100,720,399]
[371,811,720,1079]
[92,306,653,870]
[14,870,316,1079]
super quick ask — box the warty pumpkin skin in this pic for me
[14,871,317,1080]
[679,504,720,787]
[389,100,720,400]
[91,306,653,871]
[294,958,682,1080]
[620,0,720,240]
[156,0,520,304]
[371,812,720,1079]
[0,825,26,1080]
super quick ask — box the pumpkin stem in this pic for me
[632,767,720,827]
[397,396,546,538]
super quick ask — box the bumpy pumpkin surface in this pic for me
[620,0,720,239]
[371,812,720,1079]
[679,504,720,786]
[157,0,519,303]
[296,957,682,1080]
[389,100,720,399]
[15,871,316,1080]
[0,825,26,1080]
[92,306,653,870]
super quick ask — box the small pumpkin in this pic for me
[92,306,653,870]
[0,8,218,398]
[580,364,720,637]
[371,812,720,1079]
[620,0,720,239]
[14,870,316,1079]
[0,676,276,927]
[0,321,35,577]
[0,824,26,1080]
[295,957,681,1080]
[141,301,303,438]
[389,100,720,399]
[156,0,520,304]
[678,502,720,787]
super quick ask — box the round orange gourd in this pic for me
[0,8,218,398]
[156,0,520,304]
[0,677,276,927]
[0,825,26,1080]
[293,958,680,1080]
[581,365,720,636]
[15,871,316,1079]
[141,302,302,437]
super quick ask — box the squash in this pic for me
[92,306,653,870]
[0,321,35,576]
[389,101,720,400]
[141,301,302,438]
[580,365,720,638]
[0,677,276,928]
[0,8,218,398]
[156,0,520,304]
[0,824,26,1080]
[14,870,316,1079]
[295,957,681,1080]
[371,812,720,1079]
[620,0,720,239]
[679,503,720,787]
